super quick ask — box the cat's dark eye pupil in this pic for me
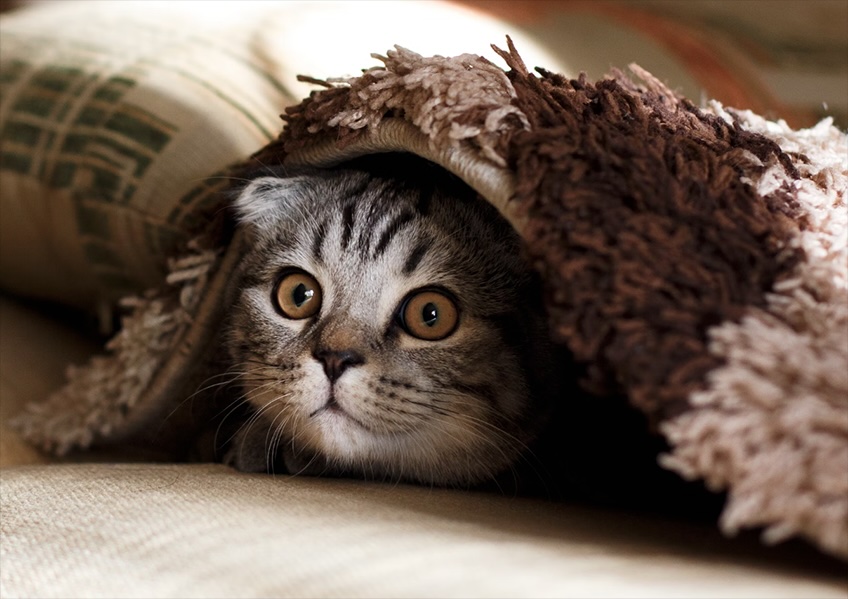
[422,302,438,327]
[292,283,314,307]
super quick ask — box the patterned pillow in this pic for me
[0,2,291,307]
[0,0,560,309]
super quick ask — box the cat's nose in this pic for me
[313,349,365,382]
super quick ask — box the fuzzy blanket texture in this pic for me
[12,40,848,561]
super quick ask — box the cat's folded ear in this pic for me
[232,176,310,230]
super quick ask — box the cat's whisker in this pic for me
[243,357,292,369]
[213,376,279,422]
[211,388,260,441]
[366,403,429,428]
[269,412,295,476]
[210,376,276,441]
[170,366,245,408]
[187,371,251,404]
[288,404,302,461]
[251,155,286,180]
[152,366,249,443]
[422,387,538,453]
[213,396,253,456]
[228,389,288,448]
[271,408,298,473]
[350,385,536,486]
[396,391,529,469]
[288,443,323,478]
[191,174,255,185]
[459,415,538,473]
[264,408,289,475]
[231,398,288,464]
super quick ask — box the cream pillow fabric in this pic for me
[2,463,846,599]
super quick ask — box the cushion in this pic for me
[1,462,846,598]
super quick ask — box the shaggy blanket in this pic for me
[13,40,848,561]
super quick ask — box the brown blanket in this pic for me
[13,40,848,561]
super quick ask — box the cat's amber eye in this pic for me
[274,271,322,319]
[399,290,459,341]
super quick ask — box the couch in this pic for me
[2,2,847,597]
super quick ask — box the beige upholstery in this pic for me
[2,461,847,598]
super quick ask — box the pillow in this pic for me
[0,1,289,307]
[0,0,562,309]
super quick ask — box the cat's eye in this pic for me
[399,290,459,341]
[274,271,322,319]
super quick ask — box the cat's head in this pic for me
[226,158,554,486]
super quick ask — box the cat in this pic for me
[220,154,559,487]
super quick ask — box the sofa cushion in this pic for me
[1,462,846,598]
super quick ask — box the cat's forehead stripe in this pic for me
[355,189,388,254]
[340,200,356,252]
[311,217,328,265]
[403,238,433,276]
[372,208,417,260]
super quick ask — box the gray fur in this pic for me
[224,161,553,486]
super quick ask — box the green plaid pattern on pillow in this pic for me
[0,2,296,308]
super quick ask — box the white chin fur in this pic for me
[307,410,503,486]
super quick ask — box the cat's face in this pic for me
[227,164,552,485]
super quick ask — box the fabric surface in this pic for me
[2,462,846,599]
[0,296,166,467]
[0,1,293,307]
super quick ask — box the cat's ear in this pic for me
[232,176,309,230]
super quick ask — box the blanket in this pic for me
[11,39,848,561]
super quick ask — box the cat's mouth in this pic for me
[308,391,372,431]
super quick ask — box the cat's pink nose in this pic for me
[313,349,365,382]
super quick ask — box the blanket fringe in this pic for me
[9,240,222,455]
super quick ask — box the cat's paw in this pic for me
[222,428,273,473]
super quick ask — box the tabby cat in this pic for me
[222,155,557,487]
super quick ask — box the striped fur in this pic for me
[224,157,555,486]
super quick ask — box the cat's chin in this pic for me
[234,387,519,486]
[226,414,511,486]
[304,424,511,487]
[309,402,376,434]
